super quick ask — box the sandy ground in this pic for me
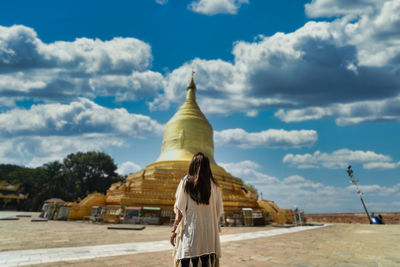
[1,211,399,266]
[0,212,267,251]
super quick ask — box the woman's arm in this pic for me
[170,209,182,246]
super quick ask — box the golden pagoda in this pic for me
[105,74,259,219]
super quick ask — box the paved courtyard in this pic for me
[0,211,399,266]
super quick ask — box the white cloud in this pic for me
[221,159,400,212]
[214,128,318,149]
[363,161,400,170]
[88,71,164,101]
[0,134,124,167]
[305,0,400,69]
[0,99,164,167]
[348,183,400,197]
[221,160,351,212]
[0,25,152,73]
[366,201,400,211]
[283,149,394,169]
[149,58,293,114]
[0,98,164,137]
[305,0,379,18]
[220,160,279,184]
[0,97,17,108]
[150,59,240,112]
[155,0,168,5]
[275,96,400,126]
[2,0,400,127]
[117,161,142,175]
[189,0,249,15]
[0,25,160,102]
[151,1,400,125]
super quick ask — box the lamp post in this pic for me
[347,165,372,224]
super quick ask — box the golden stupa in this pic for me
[105,74,259,218]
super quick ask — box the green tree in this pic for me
[0,151,124,211]
[40,161,70,200]
[0,164,23,181]
[62,151,123,199]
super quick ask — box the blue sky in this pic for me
[0,0,399,213]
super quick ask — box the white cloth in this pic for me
[174,176,224,260]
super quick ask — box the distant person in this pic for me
[170,152,224,267]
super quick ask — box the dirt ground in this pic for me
[1,211,399,266]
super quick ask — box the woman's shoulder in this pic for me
[181,175,190,184]
[180,175,192,188]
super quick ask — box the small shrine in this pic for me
[0,181,27,210]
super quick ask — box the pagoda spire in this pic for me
[186,70,197,102]
[187,69,196,90]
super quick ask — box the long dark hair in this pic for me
[184,152,218,205]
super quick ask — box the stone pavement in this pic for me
[1,211,400,266]
[0,211,19,219]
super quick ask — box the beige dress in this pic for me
[173,176,224,262]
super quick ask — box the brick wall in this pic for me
[304,212,400,224]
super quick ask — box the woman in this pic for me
[170,152,224,267]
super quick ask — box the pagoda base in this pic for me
[105,160,259,218]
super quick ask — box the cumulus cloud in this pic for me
[221,159,400,212]
[117,161,142,175]
[0,25,161,102]
[214,128,318,149]
[0,98,164,138]
[221,160,349,212]
[0,97,17,108]
[2,0,400,128]
[305,0,379,18]
[0,25,151,73]
[189,0,249,15]
[275,96,400,126]
[151,20,400,117]
[88,71,164,101]
[220,160,279,184]
[222,161,335,210]
[283,148,395,169]
[363,161,400,170]
[0,99,163,167]
[348,183,400,197]
[0,134,124,167]
[3,0,400,127]
[149,58,293,114]
[151,1,400,125]
[366,201,400,211]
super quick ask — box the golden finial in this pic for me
[187,68,196,90]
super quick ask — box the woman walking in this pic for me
[170,152,224,267]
